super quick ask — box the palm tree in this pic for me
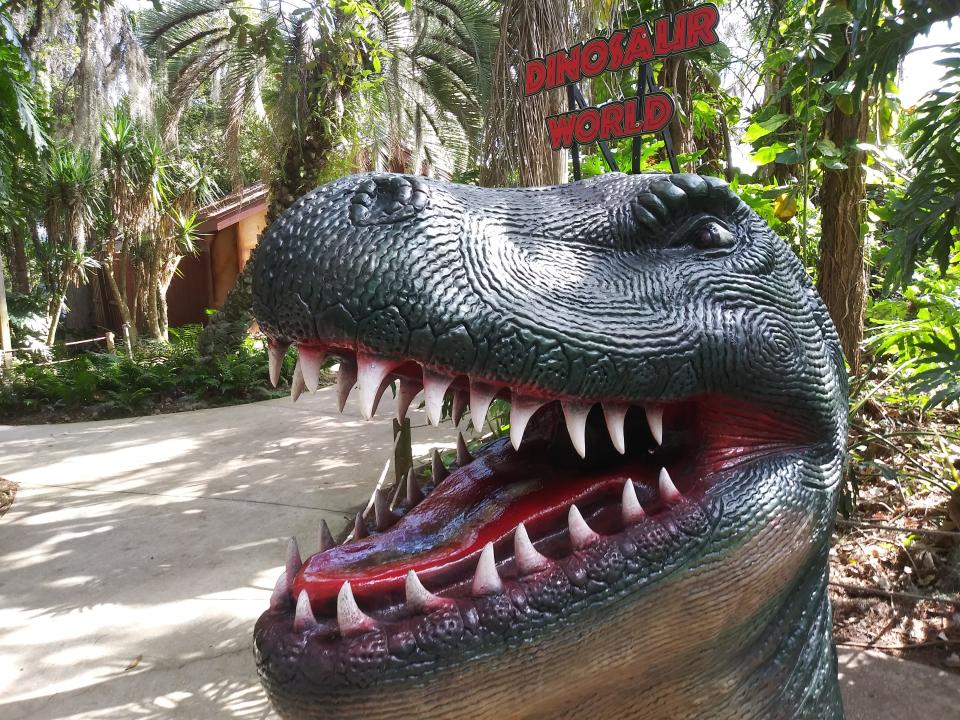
[37,147,99,344]
[1,11,47,297]
[139,0,496,355]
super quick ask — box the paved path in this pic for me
[1,388,958,719]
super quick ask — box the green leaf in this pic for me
[835,94,854,115]
[743,114,789,143]
[816,139,841,157]
[817,6,853,27]
[751,142,789,166]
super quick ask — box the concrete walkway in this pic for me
[1,387,958,719]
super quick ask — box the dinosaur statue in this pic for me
[250,172,848,719]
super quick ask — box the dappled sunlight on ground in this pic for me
[0,388,456,719]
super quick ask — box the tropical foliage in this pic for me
[0,324,296,421]
[1,0,959,420]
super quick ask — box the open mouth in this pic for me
[264,340,815,639]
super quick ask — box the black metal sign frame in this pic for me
[568,62,681,181]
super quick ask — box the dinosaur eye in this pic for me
[692,221,735,249]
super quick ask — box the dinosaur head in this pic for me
[251,172,847,719]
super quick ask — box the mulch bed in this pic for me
[830,402,960,673]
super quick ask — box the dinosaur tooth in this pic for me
[451,390,468,426]
[396,377,422,421]
[336,357,358,413]
[286,537,302,579]
[293,589,317,632]
[353,511,367,540]
[336,581,376,636]
[469,381,498,433]
[318,519,336,552]
[431,448,449,483]
[514,522,551,575]
[373,488,392,531]
[561,401,592,459]
[422,369,455,426]
[405,569,452,612]
[471,542,504,596]
[456,432,473,465]
[658,467,682,503]
[602,403,628,454]
[290,360,306,402]
[645,405,663,445]
[269,570,290,610]
[299,346,325,392]
[356,354,397,420]
[405,469,422,506]
[568,505,599,549]
[509,394,546,451]
[621,478,646,524]
[267,340,289,388]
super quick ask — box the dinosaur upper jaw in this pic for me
[261,340,817,639]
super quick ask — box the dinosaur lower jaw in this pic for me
[264,341,815,640]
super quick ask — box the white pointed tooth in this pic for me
[422,369,455,426]
[456,432,473,465]
[299,347,325,392]
[514,523,551,575]
[293,589,317,631]
[405,569,452,612]
[318,519,336,552]
[356,354,396,420]
[396,378,422,420]
[645,405,663,445]
[452,390,468,426]
[658,467,682,503]
[285,537,302,579]
[269,571,290,610]
[336,358,358,413]
[268,341,289,387]
[336,581,376,636]
[469,382,498,433]
[471,542,504,596]
[561,401,591,458]
[621,479,646,524]
[509,395,546,451]
[603,403,628,454]
[290,360,306,402]
[568,505,600,549]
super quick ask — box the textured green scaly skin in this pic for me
[251,173,847,719]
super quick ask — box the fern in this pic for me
[909,327,960,410]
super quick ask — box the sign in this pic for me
[524,3,721,153]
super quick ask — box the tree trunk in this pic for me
[143,262,162,339]
[101,261,138,344]
[46,293,64,345]
[10,227,31,293]
[660,56,696,167]
[0,249,13,370]
[158,256,181,339]
[479,0,570,187]
[817,99,870,373]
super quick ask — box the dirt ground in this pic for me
[830,402,960,673]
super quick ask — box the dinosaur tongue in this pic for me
[293,435,649,613]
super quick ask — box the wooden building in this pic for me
[166,184,268,327]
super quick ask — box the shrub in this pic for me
[0,324,297,422]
